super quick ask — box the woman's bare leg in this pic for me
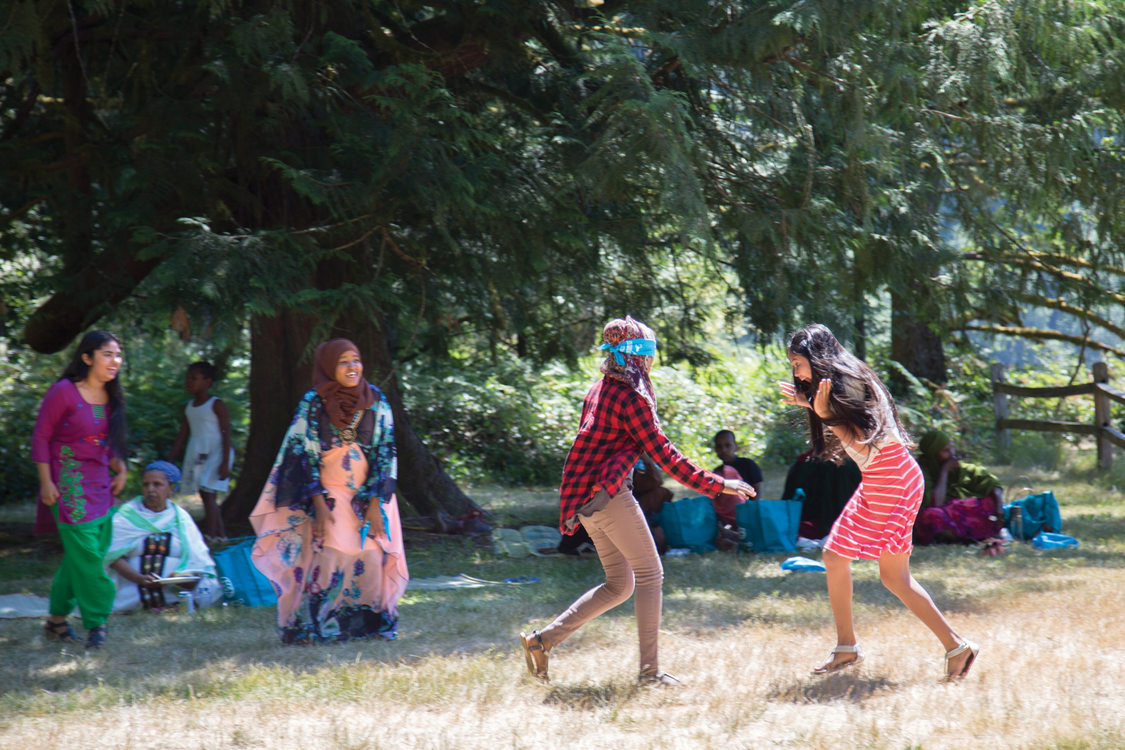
[878,552,971,674]
[819,549,860,669]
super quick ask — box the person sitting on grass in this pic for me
[105,461,223,613]
[913,430,1004,545]
[783,448,861,540]
[712,430,763,549]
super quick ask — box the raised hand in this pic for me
[778,381,810,409]
[811,378,832,418]
[780,379,832,419]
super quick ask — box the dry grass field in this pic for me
[2,461,1123,749]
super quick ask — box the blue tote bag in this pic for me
[1004,491,1063,541]
[736,490,804,553]
[212,537,277,607]
[658,496,718,553]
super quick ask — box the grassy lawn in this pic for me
[2,459,1124,749]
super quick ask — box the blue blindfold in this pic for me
[599,338,657,366]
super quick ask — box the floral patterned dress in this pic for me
[250,385,408,643]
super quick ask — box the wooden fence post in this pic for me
[991,362,1010,453]
[1093,361,1112,471]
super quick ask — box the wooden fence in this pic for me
[991,361,1125,470]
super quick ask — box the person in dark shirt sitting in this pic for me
[712,430,763,525]
[559,454,672,556]
[711,430,764,549]
[783,449,861,540]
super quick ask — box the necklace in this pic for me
[336,410,362,443]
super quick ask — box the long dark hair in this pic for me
[60,330,128,459]
[787,324,911,463]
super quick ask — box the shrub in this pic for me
[401,348,798,485]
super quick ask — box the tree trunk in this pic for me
[889,286,947,393]
[356,315,481,521]
[222,309,482,532]
[221,311,316,532]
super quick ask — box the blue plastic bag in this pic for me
[736,491,803,553]
[212,537,277,608]
[780,556,826,572]
[1004,491,1063,540]
[1032,532,1078,550]
[657,496,717,553]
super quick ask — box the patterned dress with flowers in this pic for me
[250,385,408,643]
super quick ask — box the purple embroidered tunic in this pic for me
[32,379,116,533]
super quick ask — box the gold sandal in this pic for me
[519,630,549,681]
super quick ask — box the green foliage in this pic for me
[4,0,1125,517]
[1006,433,1067,471]
[889,352,1001,456]
[402,358,586,486]
[402,345,802,486]
[888,347,1104,468]
[0,347,66,502]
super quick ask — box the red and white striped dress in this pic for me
[823,441,924,560]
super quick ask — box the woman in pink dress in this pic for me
[251,339,407,644]
[779,324,978,681]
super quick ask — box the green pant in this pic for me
[49,508,115,629]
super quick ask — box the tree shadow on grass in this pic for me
[662,572,987,633]
[542,679,635,711]
[765,671,896,704]
[541,675,684,711]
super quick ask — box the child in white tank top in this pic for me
[169,362,233,541]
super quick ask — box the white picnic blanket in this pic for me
[0,593,51,619]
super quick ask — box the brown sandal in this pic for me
[519,631,549,681]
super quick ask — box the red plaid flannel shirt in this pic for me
[558,377,727,533]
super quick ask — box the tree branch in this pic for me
[0,197,46,232]
[961,323,1125,359]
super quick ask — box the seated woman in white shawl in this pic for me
[105,461,223,613]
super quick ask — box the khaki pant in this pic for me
[540,485,664,673]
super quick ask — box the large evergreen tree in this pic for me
[3,1,1124,520]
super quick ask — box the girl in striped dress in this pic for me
[779,324,978,681]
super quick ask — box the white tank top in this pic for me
[185,396,223,454]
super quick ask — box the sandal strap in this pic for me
[945,641,971,659]
[831,644,861,655]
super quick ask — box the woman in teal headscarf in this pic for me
[914,430,1004,544]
